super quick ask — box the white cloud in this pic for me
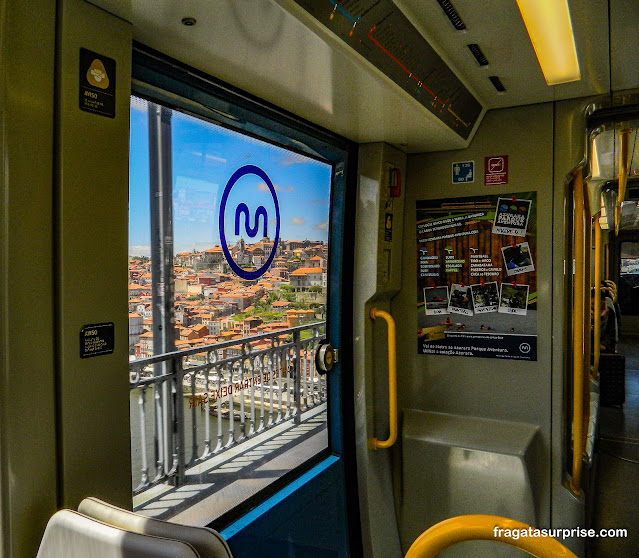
[279,152,309,166]
[205,153,226,163]
[291,217,305,225]
[130,97,148,112]
[315,222,328,230]
[129,245,151,257]
[257,182,294,193]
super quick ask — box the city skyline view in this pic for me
[129,97,332,257]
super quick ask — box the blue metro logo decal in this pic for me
[219,165,280,280]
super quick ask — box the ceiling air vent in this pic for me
[489,76,506,92]
[467,44,488,66]
[436,0,466,30]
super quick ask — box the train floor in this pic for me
[591,337,639,556]
[132,404,328,527]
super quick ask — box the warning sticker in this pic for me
[484,155,508,185]
[384,213,393,241]
[80,322,115,358]
[79,48,116,118]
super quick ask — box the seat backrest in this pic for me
[78,497,233,558]
[36,510,200,558]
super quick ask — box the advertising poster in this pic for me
[417,193,537,360]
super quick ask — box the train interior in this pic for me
[3,0,639,557]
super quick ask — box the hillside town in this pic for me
[128,237,328,359]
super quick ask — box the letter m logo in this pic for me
[235,203,268,238]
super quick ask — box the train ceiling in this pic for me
[90,0,639,153]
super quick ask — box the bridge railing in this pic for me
[129,321,327,494]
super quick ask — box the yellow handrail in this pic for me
[593,215,602,380]
[369,307,397,450]
[404,515,577,558]
[570,167,585,495]
[584,202,592,383]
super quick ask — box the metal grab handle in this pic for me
[404,515,577,558]
[369,308,397,450]
[603,279,618,303]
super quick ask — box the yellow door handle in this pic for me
[369,307,397,450]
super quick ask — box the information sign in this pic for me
[452,161,474,183]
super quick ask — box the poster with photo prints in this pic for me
[416,192,537,360]
[498,283,529,315]
[501,242,535,276]
[424,286,449,315]
[470,282,499,314]
[492,197,531,237]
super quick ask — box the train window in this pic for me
[619,241,639,315]
[128,94,335,525]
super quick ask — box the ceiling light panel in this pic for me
[515,0,581,85]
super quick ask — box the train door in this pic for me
[50,1,359,557]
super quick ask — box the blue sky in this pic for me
[129,97,332,256]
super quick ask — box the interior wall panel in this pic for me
[0,1,58,556]
[55,0,133,510]
[397,104,555,527]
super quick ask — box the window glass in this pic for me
[128,96,332,524]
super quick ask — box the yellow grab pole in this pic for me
[404,515,578,558]
[570,167,585,495]
[615,128,631,234]
[582,194,592,454]
[593,214,602,380]
[370,307,397,450]
[584,188,592,383]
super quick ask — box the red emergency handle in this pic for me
[390,167,401,197]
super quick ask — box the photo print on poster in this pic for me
[492,197,532,237]
[448,283,473,316]
[470,282,499,314]
[502,242,535,276]
[499,283,530,315]
[424,286,449,315]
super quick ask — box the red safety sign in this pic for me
[484,155,508,185]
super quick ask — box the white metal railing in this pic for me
[129,322,327,494]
